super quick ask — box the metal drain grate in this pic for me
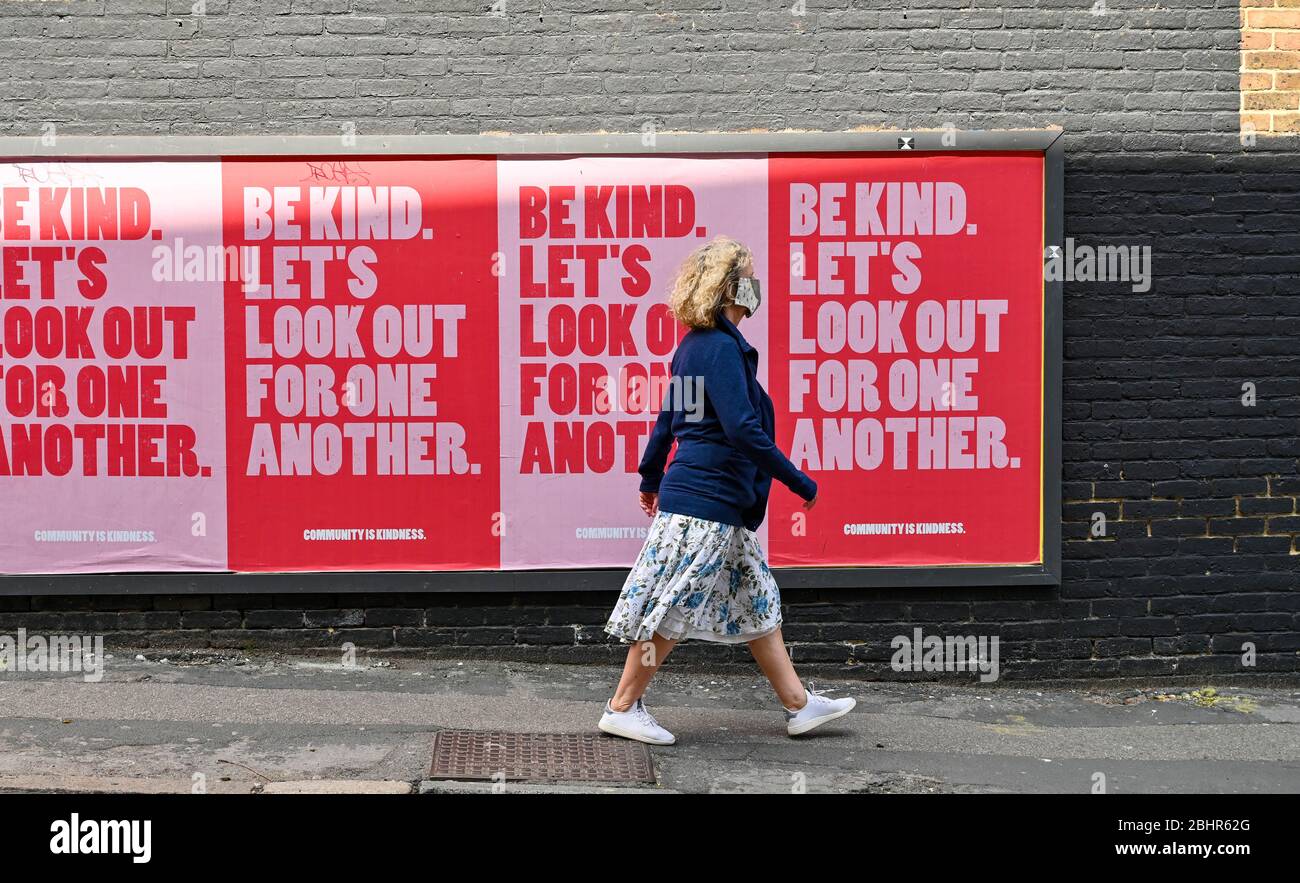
[430,730,656,784]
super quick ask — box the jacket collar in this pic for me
[715,310,756,355]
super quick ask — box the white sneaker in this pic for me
[599,697,676,745]
[784,683,856,736]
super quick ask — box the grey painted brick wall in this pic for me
[1,1,1297,680]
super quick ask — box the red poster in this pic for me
[220,158,501,571]
[766,153,1045,566]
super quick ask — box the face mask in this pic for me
[734,276,762,317]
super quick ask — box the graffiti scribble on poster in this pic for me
[7,162,105,188]
[301,161,371,186]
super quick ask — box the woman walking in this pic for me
[599,236,856,746]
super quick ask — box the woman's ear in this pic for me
[722,260,741,303]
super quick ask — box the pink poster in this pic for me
[0,161,228,572]
[495,156,769,568]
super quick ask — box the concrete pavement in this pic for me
[1,651,1298,794]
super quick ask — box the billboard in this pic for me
[0,131,1061,588]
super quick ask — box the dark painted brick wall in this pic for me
[1,0,1297,679]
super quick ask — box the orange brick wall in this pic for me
[1242,0,1300,134]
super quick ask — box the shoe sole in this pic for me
[787,698,856,736]
[599,717,676,746]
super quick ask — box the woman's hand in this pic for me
[802,495,817,511]
[639,491,659,518]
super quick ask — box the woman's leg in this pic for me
[610,632,678,711]
[747,628,807,710]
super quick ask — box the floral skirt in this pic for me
[604,511,782,645]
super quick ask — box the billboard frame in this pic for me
[0,128,1063,594]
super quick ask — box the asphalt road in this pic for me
[1,652,1298,794]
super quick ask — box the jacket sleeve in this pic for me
[706,341,818,502]
[637,404,674,493]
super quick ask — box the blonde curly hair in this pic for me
[667,236,753,330]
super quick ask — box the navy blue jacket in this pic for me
[638,312,817,531]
